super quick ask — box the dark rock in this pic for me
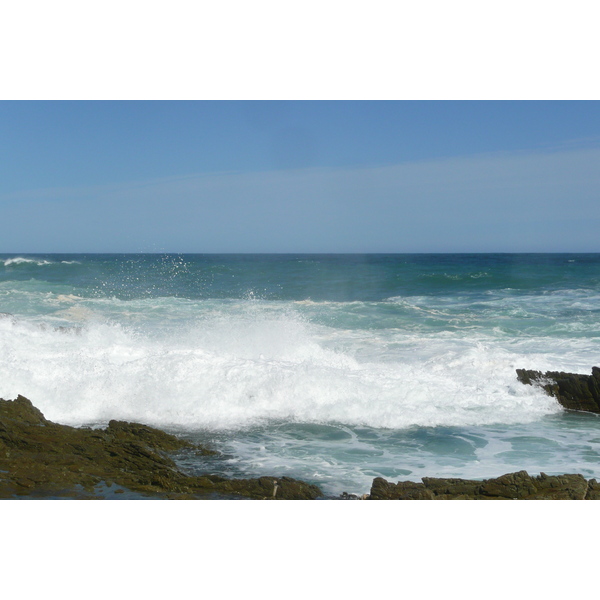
[339,492,362,500]
[369,471,598,500]
[421,476,482,499]
[585,479,600,500]
[516,367,600,413]
[532,472,589,500]
[106,420,198,453]
[479,470,538,499]
[369,477,434,500]
[0,395,322,500]
[186,475,322,500]
[1,394,49,426]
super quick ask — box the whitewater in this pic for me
[2,253,600,496]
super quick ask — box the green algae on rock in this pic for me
[0,395,322,500]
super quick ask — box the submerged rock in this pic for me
[369,470,598,500]
[516,367,600,413]
[0,395,322,500]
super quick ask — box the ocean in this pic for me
[1,253,600,497]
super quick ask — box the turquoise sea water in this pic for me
[2,253,600,496]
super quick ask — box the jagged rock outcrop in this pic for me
[369,470,600,500]
[0,395,322,500]
[516,366,600,413]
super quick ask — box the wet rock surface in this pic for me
[516,366,600,413]
[0,395,322,500]
[370,470,600,499]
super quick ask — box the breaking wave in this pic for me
[0,302,562,430]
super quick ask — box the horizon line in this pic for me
[2,251,600,256]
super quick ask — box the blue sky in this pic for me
[1,100,599,253]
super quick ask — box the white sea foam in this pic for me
[0,302,565,430]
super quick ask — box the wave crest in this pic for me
[3,257,53,267]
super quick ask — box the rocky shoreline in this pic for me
[370,471,600,499]
[2,367,600,499]
[0,395,321,500]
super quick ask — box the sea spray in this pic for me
[0,300,561,429]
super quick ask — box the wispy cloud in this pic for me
[2,144,600,252]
